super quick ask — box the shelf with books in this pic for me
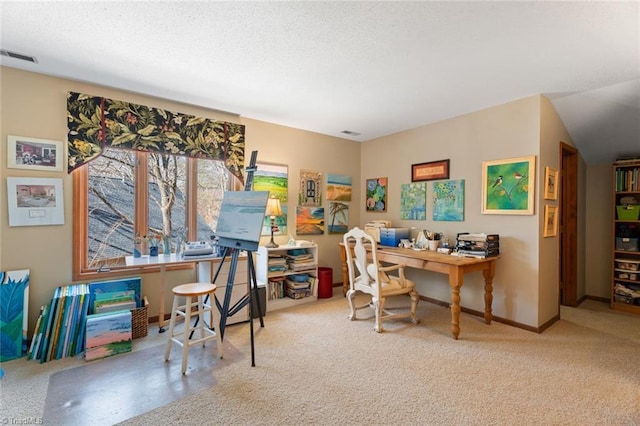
[611,160,640,315]
[255,244,318,312]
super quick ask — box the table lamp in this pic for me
[265,196,283,248]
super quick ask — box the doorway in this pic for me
[559,142,579,306]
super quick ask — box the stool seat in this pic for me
[172,282,217,297]
[164,282,223,374]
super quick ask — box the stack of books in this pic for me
[267,254,288,273]
[285,274,315,299]
[456,233,500,258]
[285,249,316,272]
[268,277,286,300]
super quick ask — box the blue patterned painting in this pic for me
[400,183,426,220]
[0,269,30,361]
[433,180,465,221]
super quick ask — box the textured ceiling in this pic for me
[1,1,638,164]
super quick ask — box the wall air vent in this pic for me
[341,130,361,136]
[0,50,38,63]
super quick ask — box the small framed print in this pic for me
[411,159,450,182]
[543,205,558,237]
[6,177,65,226]
[7,135,64,172]
[544,167,559,200]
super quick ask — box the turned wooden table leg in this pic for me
[449,267,463,340]
[482,261,496,325]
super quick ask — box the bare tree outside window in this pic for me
[86,148,228,269]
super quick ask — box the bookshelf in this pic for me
[612,159,640,315]
[255,244,318,312]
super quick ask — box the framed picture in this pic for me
[482,155,536,215]
[326,173,352,202]
[433,179,465,221]
[544,167,559,200]
[366,177,387,212]
[411,159,450,182]
[6,177,65,226]
[543,205,559,237]
[400,182,426,220]
[298,169,323,206]
[254,162,288,202]
[7,135,63,172]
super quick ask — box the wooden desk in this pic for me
[339,244,498,339]
[125,254,220,332]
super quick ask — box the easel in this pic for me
[210,150,265,367]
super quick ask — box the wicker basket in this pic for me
[131,296,149,339]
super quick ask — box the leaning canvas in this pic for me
[85,310,132,361]
[0,269,30,361]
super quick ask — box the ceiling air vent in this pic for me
[0,50,38,63]
[341,130,361,136]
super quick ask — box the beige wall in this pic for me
[585,162,613,299]
[360,95,582,328]
[2,66,605,334]
[0,67,360,332]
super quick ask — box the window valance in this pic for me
[66,92,246,182]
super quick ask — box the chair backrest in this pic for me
[343,227,381,295]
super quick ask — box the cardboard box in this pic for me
[379,227,409,247]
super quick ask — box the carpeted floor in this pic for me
[1,288,639,425]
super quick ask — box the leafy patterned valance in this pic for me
[67,92,246,182]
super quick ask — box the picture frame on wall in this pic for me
[543,167,558,200]
[543,205,558,237]
[482,155,536,215]
[365,177,387,212]
[6,177,65,226]
[7,135,64,172]
[411,159,450,182]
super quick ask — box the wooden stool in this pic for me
[164,282,223,374]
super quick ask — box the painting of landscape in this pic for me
[296,206,325,235]
[326,173,352,201]
[328,202,349,234]
[253,163,288,202]
[216,191,269,245]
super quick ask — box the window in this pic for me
[73,147,237,280]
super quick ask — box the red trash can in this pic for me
[317,267,333,298]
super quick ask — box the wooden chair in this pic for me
[343,227,420,332]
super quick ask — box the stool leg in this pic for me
[211,290,224,359]
[197,294,206,345]
[181,295,193,374]
[164,294,180,361]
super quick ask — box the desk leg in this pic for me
[482,261,496,325]
[158,265,167,333]
[340,245,348,297]
[448,267,463,340]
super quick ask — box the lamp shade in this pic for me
[265,197,283,217]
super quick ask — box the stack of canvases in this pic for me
[28,277,144,362]
[455,233,500,258]
[28,283,91,362]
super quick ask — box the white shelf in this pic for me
[255,244,318,313]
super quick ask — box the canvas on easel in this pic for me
[215,191,269,251]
